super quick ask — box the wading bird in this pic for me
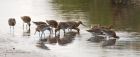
[46,20,58,33]
[8,18,16,32]
[55,22,69,35]
[46,20,58,28]
[21,16,31,31]
[33,21,47,35]
[35,24,52,39]
[67,21,86,34]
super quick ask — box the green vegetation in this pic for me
[52,0,140,32]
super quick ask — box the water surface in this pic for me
[0,0,140,57]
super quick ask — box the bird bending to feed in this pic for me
[8,18,16,31]
[55,22,69,35]
[33,21,47,35]
[21,16,31,30]
[87,24,119,38]
[46,20,58,28]
[46,20,58,33]
[67,21,86,34]
[86,24,104,35]
[35,24,52,39]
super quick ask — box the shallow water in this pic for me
[0,0,140,57]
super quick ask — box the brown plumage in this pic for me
[35,24,52,39]
[66,21,84,34]
[87,24,119,38]
[55,22,69,35]
[46,20,58,28]
[86,24,103,35]
[33,21,47,36]
[21,16,31,30]
[8,18,16,31]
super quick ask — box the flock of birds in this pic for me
[8,16,119,47]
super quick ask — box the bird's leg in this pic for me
[63,29,66,36]
[75,28,80,34]
[13,26,14,31]
[70,29,72,31]
[38,32,41,38]
[12,26,15,37]
[50,30,52,35]
[26,24,28,30]
[23,23,24,32]
[59,30,60,35]
[42,32,45,39]
[10,26,11,34]
[49,28,52,35]
[40,32,44,39]
[55,28,60,36]
[51,28,53,34]
[13,26,14,33]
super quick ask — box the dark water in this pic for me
[0,0,140,57]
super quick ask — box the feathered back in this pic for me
[21,16,31,23]
[46,20,58,28]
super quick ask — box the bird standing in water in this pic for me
[55,22,69,35]
[21,16,31,31]
[8,18,16,33]
[46,20,58,34]
[35,24,52,39]
[67,21,86,34]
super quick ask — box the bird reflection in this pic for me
[23,28,31,36]
[87,36,106,43]
[57,31,77,46]
[46,31,77,46]
[36,41,49,50]
[101,38,117,47]
[46,35,58,45]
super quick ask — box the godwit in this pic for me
[35,24,52,39]
[8,18,16,31]
[55,22,69,35]
[67,21,86,34]
[46,20,58,33]
[87,24,101,34]
[46,20,58,28]
[87,24,115,36]
[33,21,47,35]
[21,16,31,30]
